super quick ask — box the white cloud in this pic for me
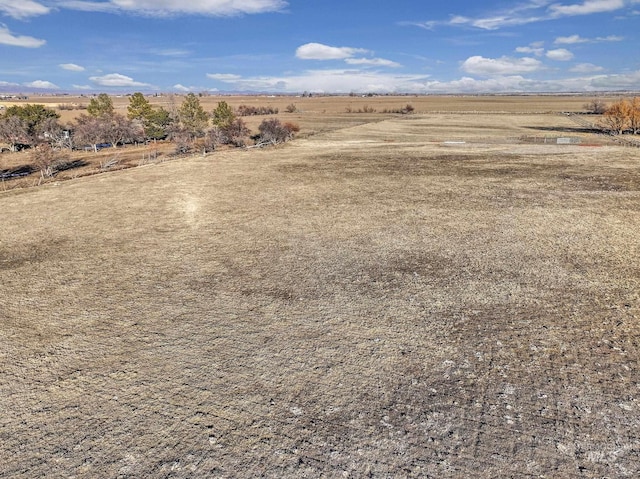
[206,73,242,81]
[424,76,536,93]
[516,42,545,56]
[546,48,574,60]
[344,57,401,68]
[167,66,640,94]
[570,62,605,72]
[461,56,543,76]
[423,70,640,93]
[24,80,59,89]
[589,69,640,89]
[549,0,625,17]
[0,25,46,48]
[89,73,152,87]
[57,0,287,16]
[0,80,19,87]
[0,0,49,19]
[296,43,368,60]
[59,63,85,72]
[206,69,431,94]
[555,33,624,43]
[73,84,93,90]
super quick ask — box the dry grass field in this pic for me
[1,97,640,477]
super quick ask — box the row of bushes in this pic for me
[346,104,415,114]
[236,105,279,116]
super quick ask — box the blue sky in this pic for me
[1,0,639,94]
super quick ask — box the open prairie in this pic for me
[1,101,640,477]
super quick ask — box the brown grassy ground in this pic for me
[1,106,639,478]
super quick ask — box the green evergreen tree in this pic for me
[212,101,235,128]
[3,104,60,139]
[127,92,171,140]
[87,93,114,117]
[178,93,208,139]
[145,107,172,140]
[127,92,153,121]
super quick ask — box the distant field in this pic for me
[2,93,627,115]
[1,102,639,477]
[0,95,624,189]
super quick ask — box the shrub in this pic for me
[223,118,250,147]
[285,103,297,113]
[236,105,279,116]
[345,105,376,113]
[32,144,68,177]
[282,122,300,133]
[382,104,415,114]
[256,119,298,146]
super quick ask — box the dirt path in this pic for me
[1,115,639,477]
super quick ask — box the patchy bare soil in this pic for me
[1,110,639,478]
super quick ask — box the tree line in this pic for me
[584,97,640,135]
[0,92,299,155]
[600,98,640,135]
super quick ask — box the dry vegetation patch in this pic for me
[1,109,639,478]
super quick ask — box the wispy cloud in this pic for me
[548,0,625,17]
[516,41,545,56]
[0,25,46,48]
[345,57,402,68]
[59,63,86,72]
[154,48,191,57]
[407,0,635,31]
[554,34,624,43]
[206,73,242,81]
[570,62,605,72]
[57,0,288,16]
[0,0,49,19]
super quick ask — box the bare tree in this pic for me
[39,117,72,150]
[0,115,29,151]
[102,114,143,148]
[583,99,607,114]
[31,144,66,178]
[73,114,107,152]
